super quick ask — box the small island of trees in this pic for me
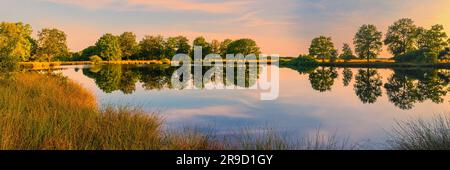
[292,18,450,67]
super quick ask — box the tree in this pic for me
[193,36,212,59]
[0,22,33,64]
[211,39,220,54]
[354,24,383,62]
[139,35,165,60]
[416,25,448,55]
[36,28,69,62]
[308,36,336,63]
[219,39,233,58]
[339,43,356,61]
[384,18,418,56]
[164,36,191,59]
[95,33,122,61]
[119,32,138,60]
[354,68,383,104]
[225,38,261,56]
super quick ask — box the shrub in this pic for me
[288,55,318,67]
[394,50,438,63]
[89,55,103,64]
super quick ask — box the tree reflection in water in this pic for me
[82,64,260,94]
[82,65,450,110]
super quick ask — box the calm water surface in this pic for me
[57,65,450,148]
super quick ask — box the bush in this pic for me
[394,50,438,63]
[89,55,103,63]
[0,55,18,73]
[288,55,318,67]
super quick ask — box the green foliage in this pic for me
[354,24,383,61]
[164,36,191,59]
[95,33,122,61]
[393,49,438,63]
[417,25,448,55]
[0,22,33,63]
[139,35,165,60]
[193,36,212,59]
[384,18,418,56]
[89,55,103,63]
[210,39,220,54]
[339,43,356,61]
[289,55,318,67]
[119,32,138,60]
[36,28,69,62]
[308,36,336,62]
[219,39,233,58]
[225,38,261,56]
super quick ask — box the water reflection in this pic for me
[384,69,449,110]
[79,64,450,110]
[308,67,338,92]
[354,68,383,104]
[82,64,259,93]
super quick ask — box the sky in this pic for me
[1,0,450,57]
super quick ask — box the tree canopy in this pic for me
[225,38,261,57]
[309,36,336,62]
[339,43,356,61]
[354,24,383,62]
[384,18,418,56]
[95,33,122,61]
[36,28,69,62]
[119,32,138,60]
[139,35,165,60]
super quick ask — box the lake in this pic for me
[56,64,450,149]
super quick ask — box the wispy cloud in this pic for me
[42,0,255,13]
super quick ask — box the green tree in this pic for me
[193,37,212,59]
[36,28,69,62]
[354,68,383,104]
[225,38,261,56]
[0,22,33,64]
[384,18,418,56]
[95,33,122,61]
[339,43,356,61]
[354,24,383,62]
[119,32,138,60]
[219,39,233,58]
[211,39,220,54]
[164,36,191,59]
[417,25,448,56]
[139,35,166,60]
[308,36,336,63]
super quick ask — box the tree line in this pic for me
[307,18,450,63]
[0,21,261,70]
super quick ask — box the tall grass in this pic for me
[388,114,450,150]
[0,73,354,150]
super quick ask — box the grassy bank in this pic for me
[388,114,450,150]
[0,73,212,150]
[0,73,353,150]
